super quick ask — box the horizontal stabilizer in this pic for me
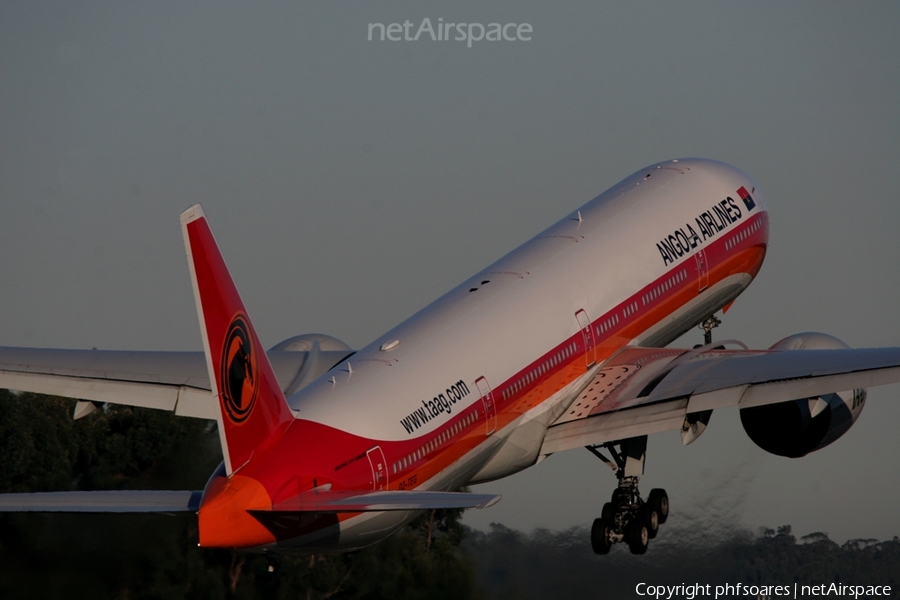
[0,490,202,513]
[255,489,501,514]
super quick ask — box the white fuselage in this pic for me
[264,158,769,549]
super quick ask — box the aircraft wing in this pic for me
[541,343,900,455]
[0,346,353,419]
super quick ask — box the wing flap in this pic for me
[0,490,202,513]
[543,398,688,454]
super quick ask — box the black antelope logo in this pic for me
[220,314,259,424]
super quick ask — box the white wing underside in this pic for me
[0,346,353,419]
[541,343,900,456]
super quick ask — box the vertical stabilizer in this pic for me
[181,205,293,474]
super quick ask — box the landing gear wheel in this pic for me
[626,521,649,555]
[591,518,613,555]
[638,505,659,539]
[585,439,668,555]
[611,487,629,506]
[601,502,614,522]
[648,489,669,524]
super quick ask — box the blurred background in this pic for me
[1,2,899,545]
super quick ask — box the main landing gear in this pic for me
[586,436,669,555]
[700,314,722,346]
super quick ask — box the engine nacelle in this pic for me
[740,332,867,458]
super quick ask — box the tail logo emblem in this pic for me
[220,313,259,424]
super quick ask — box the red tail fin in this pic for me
[181,205,293,474]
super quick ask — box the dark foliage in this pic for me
[1,390,897,599]
[0,391,476,600]
[465,524,900,599]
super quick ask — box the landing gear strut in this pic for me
[586,436,668,555]
[700,314,722,345]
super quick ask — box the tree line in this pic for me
[1,391,897,599]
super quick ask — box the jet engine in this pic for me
[269,333,352,353]
[269,333,354,399]
[739,332,867,458]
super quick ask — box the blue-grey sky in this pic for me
[2,3,899,544]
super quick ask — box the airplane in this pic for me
[2,158,900,556]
